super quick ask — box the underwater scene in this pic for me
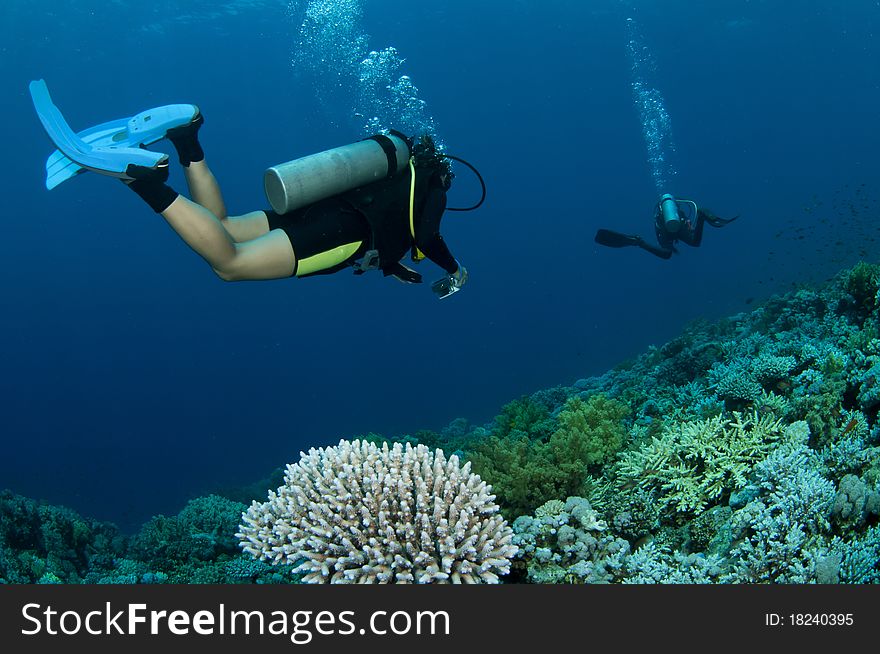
[1,0,879,584]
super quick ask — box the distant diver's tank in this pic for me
[264,134,411,214]
[659,193,681,232]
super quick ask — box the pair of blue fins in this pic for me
[29,79,198,190]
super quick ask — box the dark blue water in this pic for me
[1,0,878,532]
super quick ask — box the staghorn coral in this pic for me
[623,542,724,584]
[723,436,836,583]
[615,413,790,514]
[709,360,763,406]
[751,355,798,386]
[834,525,880,583]
[237,439,517,583]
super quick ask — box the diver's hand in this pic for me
[452,262,468,289]
[431,262,467,299]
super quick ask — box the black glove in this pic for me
[390,263,423,284]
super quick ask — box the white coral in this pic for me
[236,439,517,583]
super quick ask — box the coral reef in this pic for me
[0,492,295,584]
[445,262,880,582]
[465,394,629,519]
[4,262,880,584]
[0,490,123,584]
[511,497,629,583]
[615,414,790,515]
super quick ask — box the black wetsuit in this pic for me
[637,205,732,260]
[265,162,458,279]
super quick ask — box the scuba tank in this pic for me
[658,193,681,233]
[264,134,411,214]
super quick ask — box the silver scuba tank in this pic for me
[659,193,681,233]
[264,134,411,214]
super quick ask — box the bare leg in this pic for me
[183,160,227,220]
[222,211,273,243]
[181,159,270,242]
[131,130,291,279]
[160,196,295,280]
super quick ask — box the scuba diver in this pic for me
[29,79,483,298]
[595,193,738,259]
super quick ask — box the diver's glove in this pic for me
[390,262,423,284]
[431,260,467,299]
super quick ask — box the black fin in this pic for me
[595,229,641,248]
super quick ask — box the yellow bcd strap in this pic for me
[409,158,425,261]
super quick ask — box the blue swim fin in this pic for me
[29,79,198,189]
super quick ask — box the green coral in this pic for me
[177,495,245,552]
[548,394,630,468]
[467,394,629,518]
[793,377,846,447]
[128,495,250,582]
[752,390,792,420]
[466,435,564,519]
[751,355,797,385]
[615,413,790,515]
[845,261,880,315]
[492,396,556,441]
[0,490,122,583]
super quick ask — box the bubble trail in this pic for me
[287,0,439,138]
[624,13,677,193]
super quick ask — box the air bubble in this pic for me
[625,16,677,191]
[288,1,440,139]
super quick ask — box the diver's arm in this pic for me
[416,188,459,274]
[420,234,459,273]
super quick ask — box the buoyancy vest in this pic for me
[341,163,441,273]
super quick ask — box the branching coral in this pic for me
[615,414,790,514]
[237,439,517,583]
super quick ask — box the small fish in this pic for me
[840,417,859,438]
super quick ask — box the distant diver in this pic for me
[595,194,738,259]
[30,79,486,299]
